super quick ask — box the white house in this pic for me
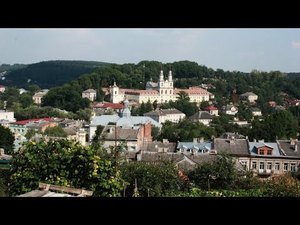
[144,108,185,124]
[0,110,16,123]
[82,89,97,102]
[33,90,48,105]
[223,105,238,116]
[240,92,258,103]
[189,111,213,126]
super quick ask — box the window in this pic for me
[267,150,272,155]
[240,161,248,169]
[165,90,167,94]
[114,91,117,94]
[252,161,257,169]
[283,163,288,171]
[275,162,280,171]
[170,90,172,94]
[267,162,272,170]
[161,90,163,94]
[259,149,264,155]
[259,162,265,170]
[291,163,296,172]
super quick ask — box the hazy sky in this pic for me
[1,28,300,73]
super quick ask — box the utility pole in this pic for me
[114,122,118,175]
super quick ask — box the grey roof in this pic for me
[177,142,212,152]
[190,111,213,120]
[277,140,300,157]
[102,125,139,140]
[224,105,238,111]
[63,127,77,136]
[248,142,281,156]
[240,92,257,97]
[213,138,249,156]
[90,115,161,128]
[142,141,176,152]
[144,108,185,116]
[139,151,184,164]
[83,89,96,93]
[220,132,245,139]
[146,81,158,89]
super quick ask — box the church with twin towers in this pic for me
[110,70,214,105]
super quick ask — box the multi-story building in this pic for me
[110,70,213,104]
[144,108,185,124]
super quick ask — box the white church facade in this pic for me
[110,70,213,104]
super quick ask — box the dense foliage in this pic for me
[120,162,181,197]
[0,125,15,155]
[0,61,109,89]
[9,139,123,196]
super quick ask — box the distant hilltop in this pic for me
[0,60,299,89]
[0,60,109,89]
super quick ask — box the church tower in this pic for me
[158,70,174,103]
[110,81,120,103]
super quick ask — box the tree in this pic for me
[120,162,180,197]
[44,126,67,137]
[200,101,209,110]
[0,125,14,155]
[152,100,158,110]
[188,153,243,190]
[9,139,123,196]
[19,93,33,108]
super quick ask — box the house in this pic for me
[82,89,97,102]
[144,108,185,124]
[177,138,212,154]
[89,99,161,141]
[92,102,124,114]
[100,122,152,151]
[63,127,87,146]
[212,137,250,171]
[189,111,213,126]
[240,92,258,103]
[247,139,300,178]
[0,85,5,93]
[206,105,218,116]
[251,108,262,116]
[19,88,28,94]
[110,70,213,104]
[141,139,176,152]
[33,90,48,105]
[137,150,216,171]
[223,104,238,116]
[0,110,16,123]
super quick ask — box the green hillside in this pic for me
[0,60,109,88]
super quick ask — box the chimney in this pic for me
[0,148,4,156]
[295,144,298,152]
[193,138,198,143]
[290,138,296,146]
[199,137,204,143]
[162,139,169,144]
[229,136,235,144]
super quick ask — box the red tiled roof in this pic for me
[174,87,210,95]
[206,106,218,111]
[93,103,124,109]
[13,117,52,125]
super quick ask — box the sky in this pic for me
[1,28,300,73]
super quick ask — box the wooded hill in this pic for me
[0,60,109,88]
